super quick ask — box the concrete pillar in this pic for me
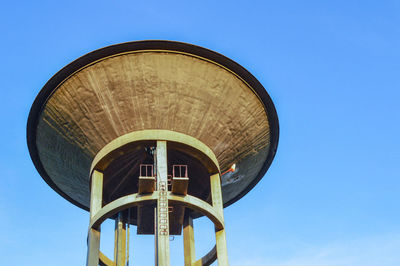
[115,212,127,266]
[87,170,103,266]
[183,214,195,265]
[156,140,170,266]
[210,173,229,266]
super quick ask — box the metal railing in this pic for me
[172,165,188,178]
[139,164,154,177]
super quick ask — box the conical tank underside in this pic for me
[27,41,279,210]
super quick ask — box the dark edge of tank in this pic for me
[26,40,279,211]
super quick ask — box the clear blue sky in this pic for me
[1,1,399,265]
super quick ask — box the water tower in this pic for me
[27,41,279,266]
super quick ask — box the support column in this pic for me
[87,170,103,266]
[210,173,229,266]
[114,212,127,266]
[183,214,195,266]
[156,140,170,266]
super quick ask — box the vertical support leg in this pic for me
[127,209,131,266]
[115,212,127,266]
[156,140,170,266]
[87,170,103,266]
[183,214,195,266]
[210,174,229,266]
[154,207,158,265]
[87,229,101,266]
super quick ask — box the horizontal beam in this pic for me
[193,245,217,266]
[168,194,224,230]
[90,129,220,175]
[99,252,115,266]
[89,192,224,233]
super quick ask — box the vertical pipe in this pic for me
[127,208,130,266]
[210,173,229,266]
[86,170,103,266]
[154,207,158,266]
[156,140,170,266]
[115,212,127,266]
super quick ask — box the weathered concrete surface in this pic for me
[35,51,272,209]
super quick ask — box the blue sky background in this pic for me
[1,1,399,265]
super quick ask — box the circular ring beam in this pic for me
[91,129,220,175]
[99,252,114,266]
[89,192,224,231]
[90,192,223,266]
[194,245,217,266]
